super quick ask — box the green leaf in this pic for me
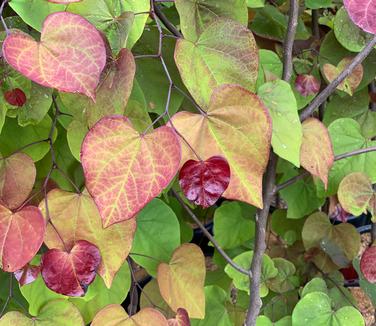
[305,0,332,9]
[67,0,149,50]
[175,0,248,42]
[266,258,299,293]
[131,199,181,277]
[256,49,283,88]
[271,209,305,245]
[0,115,56,162]
[334,7,374,53]
[262,291,299,322]
[224,251,278,296]
[247,0,265,8]
[325,118,376,195]
[258,80,302,166]
[301,278,328,298]
[175,18,259,109]
[191,286,232,326]
[9,0,65,31]
[292,292,364,326]
[256,315,292,326]
[213,201,256,249]
[251,5,310,41]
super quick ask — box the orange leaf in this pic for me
[170,85,271,208]
[91,304,168,326]
[300,118,334,189]
[157,243,206,319]
[81,116,181,227]
[0,153,36,210]
[2,12,107,100]
[0,205,45,272]
[39,189,136,288]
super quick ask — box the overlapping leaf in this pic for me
[323,57,363,96]
[0,152,36,209]
[344,0,376,35]
[0,205,45,272]
[81,116,181,227]
[157,244,206,319]
[0,299,84,326]
[175,18,259,109]
[92,305,168,326]
[300,118,334,188]
[295,74,320,97]
[3,12,107,99]
[171,85,271,208]
[338,172,375,217]
[175,0,248,42]
[258,80,302,167]
[360,246,376,283]
[14,264,40,286]
[39,189,136,288]
[168,308,190,326]
[41,240,101,296]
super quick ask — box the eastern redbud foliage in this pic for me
[0,0,376,325]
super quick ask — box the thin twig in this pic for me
[300,36,376,121]
[275,145,376,192]
[127,257,139,316]
[154,4,182,38]
[0,0,9,35]
[245,1,299,324]
[171,189,252,277]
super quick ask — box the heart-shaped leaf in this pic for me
[41,240,101,296]
[360,246,376,283]
[171,85,271,208]
[2,12,107,100]
[0,152,36,210]
[39,189,136,288]
[14,263,40,286]
[323,57,363,96]
[295,74,320,97]
[338,172,376,217]
[0,205,45,272]
[157,243,206,319]
[168,308,190,326]
[4,88,27,107]
[175,18,259,109]
[91,304,168,326]
[81,115,181,227]
[179,156,230,208]
[344,0,376,35]
[0,299,84,326]
[300,118,334,189]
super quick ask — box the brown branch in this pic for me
[171,189,252,277]
[245,1,299,324]
[275,145,376,192]
[300,35,376,121]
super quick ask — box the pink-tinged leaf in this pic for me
[81,116,181,227]
[0,153,36,210]
[4,88,27,107]
[323,57,363,96]
[92,304,168,326]
[41,240,101,296]
[329,203,351,223]
[344,0,376,35]
[295,74,320,97]
[300,118,334,189]
[157,243,206,319]
[14,264,40,286]
[360,246,376,283]
[338,172,376,217]
[0,205,45,272]
[171,85,271,208]
[2,12,106,100]
[168,308,191,326]
[179,156,230,208]
[39,189,136,288]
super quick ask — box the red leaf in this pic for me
[4,88,27,107]
[14,264,40,286]
[41,240,101,296]
[295,74,320,97]
[2,12,107,100]
[179,156,230,208]
[344,0,376,34]
[168,308,191,326]
[0,205,45,272]
[360,246,376,283]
